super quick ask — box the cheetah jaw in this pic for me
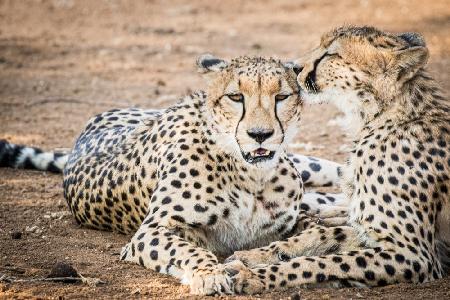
[242,148,275,164]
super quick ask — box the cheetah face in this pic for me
[295,26,429,134]
[197,55,302,168]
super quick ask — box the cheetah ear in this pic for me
[398,32,426,47]
[394,33,429,82]
[196,54,228,74]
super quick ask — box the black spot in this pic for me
[340,263,351,272]
[406,223,415,233]
[309,163,322,172]
[171,180,182,188]
[382,194,392,203]
[173,205,184,211]
[207,214,218,226]
[384,264,396,276]
[150,250,158,260]
[316,273,326,282]
[332,256,343,263]
[189,169,199,177]
[137,242,145,252]
[404,269,413,280]
[288,273,297,281]
[388,176,399,185]
[301,171,311,182]
[356,256,367,268]
[365,270,375,280]
[194,204,208,212]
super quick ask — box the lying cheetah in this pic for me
[0,55,347,295]
[226,26,450,294]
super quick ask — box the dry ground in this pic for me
[0,0,449,299]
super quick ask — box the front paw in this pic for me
[225,244,294,267]
[225,260,265,294]
[188,264,233,295]
[225,248,277,268]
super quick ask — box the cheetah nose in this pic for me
[247,128,274,144]
[293,65,304,75]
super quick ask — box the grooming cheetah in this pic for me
[0,55,347,295]
[225,26,450,294]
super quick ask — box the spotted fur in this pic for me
[42,55,345,295]
[0,140,68,172]
[225,26,450,294]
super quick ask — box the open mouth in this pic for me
[242,148,275,164]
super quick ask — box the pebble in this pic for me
[25,225,42,234]
[10,231,22,239]
[43,211,71,220]
[47,262,80,283]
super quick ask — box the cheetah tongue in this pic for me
[252,148,270,157]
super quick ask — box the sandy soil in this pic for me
[0,0,449,299]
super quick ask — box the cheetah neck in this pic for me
[356,70,448,140]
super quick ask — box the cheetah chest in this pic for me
[203,188,298,257]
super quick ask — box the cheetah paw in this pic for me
[225,249,277,268]
[225,244,295,267]
[187,264,234,295]
[225,260,265,294]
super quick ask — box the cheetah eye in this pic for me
[275,94,290,102]
[277,251,291,262]
[227,93,244,102]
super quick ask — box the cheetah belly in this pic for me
[203,192,297,257]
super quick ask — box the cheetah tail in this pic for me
[0,140,69,173]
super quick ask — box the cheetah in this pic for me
[225,26,450,294]
[0,55,347,295]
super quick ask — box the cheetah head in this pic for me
[295,26,429,134]
[197,55,302,168]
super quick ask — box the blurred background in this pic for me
[1,0,449,158]
[0,1,449,299]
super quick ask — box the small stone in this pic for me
[290,292,301,300]
[47,262,80,283]
[10,231,22,239]
[25,225,38,233]
[251,43,262,50]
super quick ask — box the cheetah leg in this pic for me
[225,226,362,268]
[229,247,430,294]
[301,192,349,222]
[120,225,233,295]
[289,192,350,233]
[288,154,342,187]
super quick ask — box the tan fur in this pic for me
[225,26,450,294]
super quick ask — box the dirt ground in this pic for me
[0,0,449,299]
